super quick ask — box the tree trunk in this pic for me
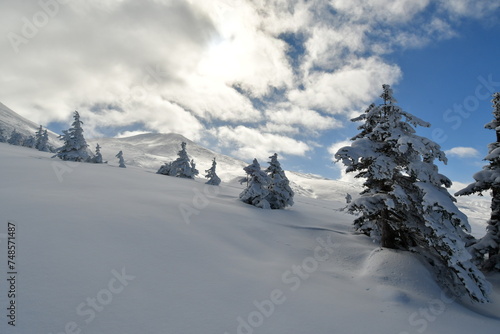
[380,210,397,249]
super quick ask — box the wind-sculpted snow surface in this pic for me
[0,143,500,333]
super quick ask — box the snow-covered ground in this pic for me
[87,133,492,238]
[1,142,499,334]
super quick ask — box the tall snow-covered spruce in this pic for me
[266,153,294,209]
[54,111,90,162]
[335,84,490,303]
[35,126,51,152]
[240,159,270,209]
[157,142,198,179]
[205,157,221,186]
[456,92,500,271]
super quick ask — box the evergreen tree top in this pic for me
[267,153,287,179]
[244,158,261,175]
[177,142,189,159]
[72,111,83,126]
[485,92,500,131]
[205,157,217,174]
[380,84,397,105]
[268,153,280,168]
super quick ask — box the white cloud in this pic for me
[115,130,151,138]
[289,57,402,114]
[0,0,497,167]
[264,106,342,134]
[445,147,480,158]
[438,0,500,19]
[327,139,353,158]
[329,0,431,24]
[260,123,300,135]
[214,125,311,160]
[194,0,294,97]
[327,139,364,184]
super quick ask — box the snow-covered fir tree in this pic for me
[240,158,271,209]
[335,84,490,302]
[7,130,24,146]
[92,143,103,164]
[157,142,197,179]
[456,92,500,272]
[205,157,221,186]
[266,153,294,209]
[170,142,192,178]
[0,128,6,142]
[54,111,89,162]
[35,125,43,144]
[35,126,50,152]
[22,135,36,148]
[116,150,126,168]
[190,159,199,178]
[157,162,172,176]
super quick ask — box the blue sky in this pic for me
[1,0,499,183]
[387,20,500,183]
[308,18,500,183]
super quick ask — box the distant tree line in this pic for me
[0,124,54,152]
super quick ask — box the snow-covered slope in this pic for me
[88,132,492,236]
[1,143,500,334]
[0,103,492,237]
[286,171,360,201]
[88,133,363,201]
[0,102,59,145]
